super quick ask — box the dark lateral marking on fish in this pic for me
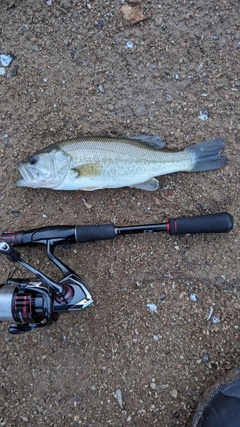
[72,163,102,177]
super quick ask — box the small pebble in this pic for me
[98,84,104,93]
[201,108,210,117]
[46,0,52,4]
[212,316,221,324]
[198,109,210,121]
[126,41,133,49]
[114,388,123,409]
[190,293,198,302]
[11,210,20,218]
[146,303,157,313]
[174,73,179,79]
[0,68,5,75]
[153,335,159,341]
[0,54,13,67]
[202,353,210,363]
[150,382,156,390]
[170,389,178,398]
[11,65,19,77]
[198,114,208,121]
[98,20,104,29]
[42,214,47,218]
[121,4,145,24]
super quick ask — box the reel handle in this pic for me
[0,240,20,262]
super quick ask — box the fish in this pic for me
[16,135,227,191]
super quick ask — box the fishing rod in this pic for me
[0,212,233,335]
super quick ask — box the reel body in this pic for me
[0,240,93,334]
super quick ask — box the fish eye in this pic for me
[29,156,37,165]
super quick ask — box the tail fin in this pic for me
[184,138,227,172]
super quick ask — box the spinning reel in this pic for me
[0,240,93,334]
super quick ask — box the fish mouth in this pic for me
[15,163,38,187]
[15,163,60,189]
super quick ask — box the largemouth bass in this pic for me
[16,135,227,191]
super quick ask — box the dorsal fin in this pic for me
[128,135,165,150]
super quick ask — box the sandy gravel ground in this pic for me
[0,1,239,426]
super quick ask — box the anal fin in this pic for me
[131,178,159,191]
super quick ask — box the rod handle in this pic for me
[168,212,233,235]
[75,224,115,243]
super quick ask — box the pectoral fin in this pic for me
[131,178,159,191]
[72,163,102,177]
